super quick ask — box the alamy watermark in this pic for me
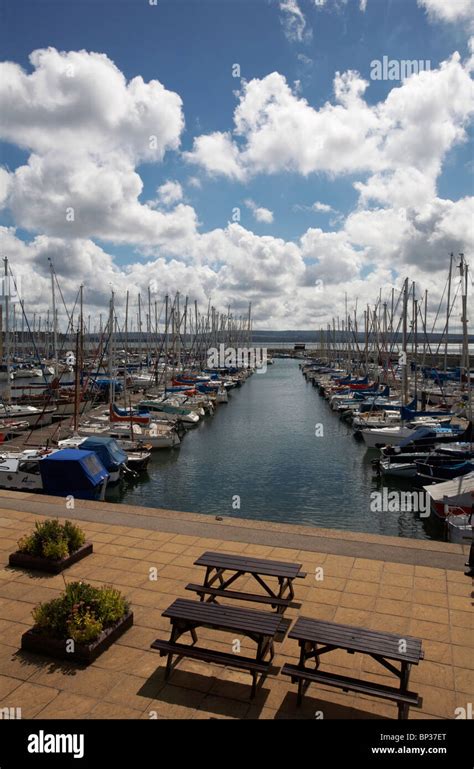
[370,57,431,81]
[207,344,267,373]
[370,489,429,517]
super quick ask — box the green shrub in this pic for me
[17,519,86,560]
[32,581,130,643]
[96,586,128,624]
[42,539,69,560]
[63,520,85,553]
[66,609,103,644]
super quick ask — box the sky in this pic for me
[0,0,473,330]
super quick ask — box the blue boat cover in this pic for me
[80,437,127,470]
[39,449,109,495]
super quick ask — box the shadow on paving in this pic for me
[274,692,390,719]
[10,649,85,677]
[139,666,271,717]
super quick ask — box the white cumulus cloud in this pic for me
[245,199,274,223]
[418,0,473,23]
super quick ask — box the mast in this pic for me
[3,257,11,403]
[147,285,152,366]
[73,285,83,434]
[364,308,369,376]
[459,255,471,423]
[137,293,142,365]
[108,291,115,408]
[164,294,169,383]
[124,290,129,395]
[247,302,252,348]
[444,253,453,373]
[422,289,428,367]
[413,296,418,403]
[402,277,409,407]
[49,258,58,378]
[176,292,181,374]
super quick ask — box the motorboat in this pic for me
[424,472,474,519]
[0,448,109,499]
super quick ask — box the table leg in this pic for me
[165,623,179,679]
[398,661,411,720]
[296,641,313,706]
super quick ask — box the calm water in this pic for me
[116,359,442,541]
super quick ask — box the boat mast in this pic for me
[459,254,471,421]
[49,258,58,379]
[137,292,142,366]
[3,257,11,403]
[147,285,152,367]
[183,295,188,370]
[176,292,181,374]
[247,302,252,349]
[402,277,408,407]
[164,294,169,383]
[422,289,428,367]
[124,290,129,395]
[444,253,453,373]
[108,291,115,408]
[413,294,418,403]
[73,285,83,434]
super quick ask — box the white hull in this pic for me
[361,426,415,448]
[0,470,43,491]
[446,514,473,544]
[380,461,417,478]
[0,406,55,427]
[78,422,181,450]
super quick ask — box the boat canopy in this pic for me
[398,427,435,447]
[39,449,109,497]
[79,436,127,470]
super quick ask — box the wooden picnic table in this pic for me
[151,597,282,697]
[282,617,424,719]
[186,551,307,614]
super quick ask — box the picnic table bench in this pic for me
[282,617,424,719]
[185,551,307,617]
[151,597,282,697]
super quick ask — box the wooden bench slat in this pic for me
[151,639,270,674]
[194,551,306,579]
[185,582,300,608]
[289,617,423,662]
[281,664,422,707]
[162,598,282,636]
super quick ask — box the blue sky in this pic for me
[0,0,472,327]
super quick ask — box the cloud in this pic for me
[297,53,313,67]
[279,0,312,43]
[0,167,11,207]
[4,151,198,248]
[154,180,183,207]
[312,201,335,213]
[187,176,202,189]
[245,199,274,223]
[184,131,245,180]
[186,52,474,214]
[0,48,189,248]
[1,45,473,331]
[418,0,473,23]
[0,48,183,161]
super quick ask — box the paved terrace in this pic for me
[0,490,472,720]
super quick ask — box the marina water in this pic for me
[116,359,441,541]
